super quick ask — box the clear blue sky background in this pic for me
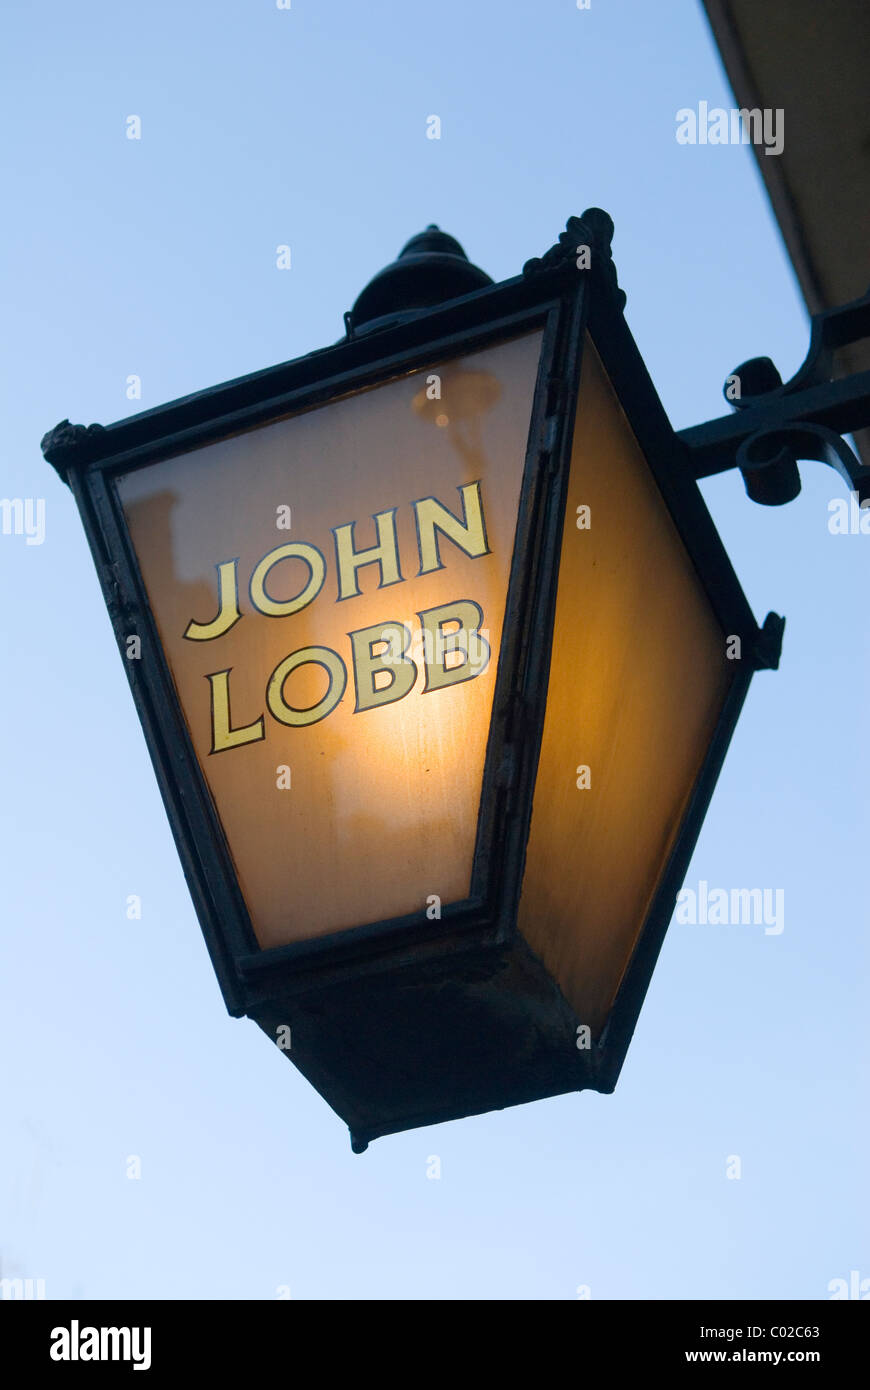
[1,0,866,1300]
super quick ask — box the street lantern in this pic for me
[42,212,786,1151]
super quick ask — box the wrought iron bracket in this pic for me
[678,285,870,507]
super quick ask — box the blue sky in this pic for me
[1,0,866,1299]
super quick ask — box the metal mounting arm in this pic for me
[678,285,870,507]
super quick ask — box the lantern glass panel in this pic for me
[117,330,543,948]
[517,336,735,1035]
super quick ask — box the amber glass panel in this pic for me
[117,332,542,948]
[517,337,734,1036]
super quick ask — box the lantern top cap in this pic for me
[398,224,468,259]
[348,224,494,335]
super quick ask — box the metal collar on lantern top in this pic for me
[38,211,863,1152]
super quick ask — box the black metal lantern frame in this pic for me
[42,212,784,1149]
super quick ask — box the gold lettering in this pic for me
[419,599,489,691]
[250,543,325,617]
[415,482,488,574]
[266,646,347,727]
[207,669,265,752]
[333,510,402,600]
[184,560,241,641]
[349,621,417,713]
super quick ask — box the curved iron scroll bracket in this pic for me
[736,422,867,508]
[678,284,870,508]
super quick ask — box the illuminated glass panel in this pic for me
[518,336,734,1036]
[118,332,542,948]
